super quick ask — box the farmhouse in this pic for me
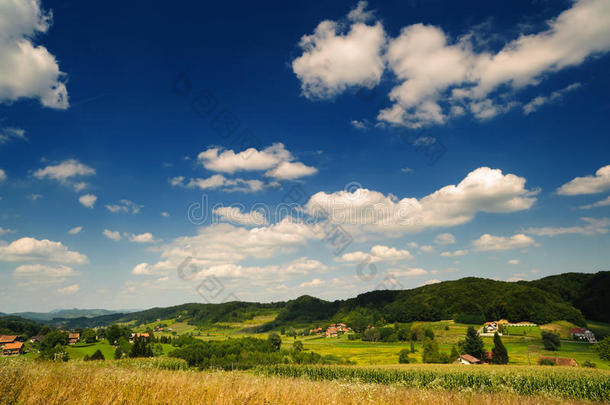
[457,354,481,365]
[68,333,80,344]
[538,357,578,367]
[0,335,19,347]
[570,328,596,343]
[309,327,323,335]
[484,322,498,333]
[325,327,338,338]
[2,341,24,356]
[324,323,351,337]
[130,332,150,342]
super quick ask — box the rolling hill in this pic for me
[12,271,608,330]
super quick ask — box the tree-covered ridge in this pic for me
[20,271,609,329]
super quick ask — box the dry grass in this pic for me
[0,359,600,405]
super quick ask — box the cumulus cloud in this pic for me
[508,259,520,265]
[57,284,79,295]
[34,159,95,190]
[434,232,455,245]
[292,2,385,99]
[13,263,76,278]
[387,267,428,277]
[440,249,468,257]
[0,0,69,108]
[172,174,265,193]
[419,245,434,253]
[68,226,82,235]
[78,194,97,208]
[105,199,143,214]
[306,167,537,235]
[128,232,158,243]
[197,143,317,180]
[213,206,268,226]
[296,0,610,128]
[524,217,609,236]
[338,244,413,263]
[0,237,88,264]
[0,168,6,182]
[557,165,610,195]
[472,233,536,251]
[299,278,326,288]
[102,229,121,241]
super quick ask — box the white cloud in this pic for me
[351,119,368,130]
[57,284,79,295]
[472,233,536,251]
[13,263,76,278]
[213,206,268,226]
[264,161,317,180]
[387,267,428,277]
[0,127,26,144]
[420,279,441,286]
[282,257,328,274]
[434,232,455,245]
[306,167,537,235]
[78,194,97,208]
[580,196,610,209]
[440,249,468,257]
[299,0,610,128]
[29,193,41,201]
[103,229,121,241]
[523,82,582,114]
[197,143,316,180]
[292,2,385,99]
[299,278,326,288]
[0,168,6,182]
[524,217,609,236]
[68,226,82,235]
[0,237,88,264]
[0,0,69,109]
[508,259,520,265]
[172,174,265,193]
[34,159,94,182]
[557,165,610,195]
[105,199,143,214]
[161,212,169,217]
[338,244,413,263]
[401,167,414,174]
[128,232,158,244]
[419,245,434,253]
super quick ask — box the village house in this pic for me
[2,342,24,356]
[29,335,45,343]
[130,332,150,342]
[324,323,352,337]
[570,328,597,343]
[538,356,578,367]
[484,322,498,333]
[457,354,481,365]
[325,327,338,337]
[68,333,80,344]
[309,327,323,335]
[0,335,22,349]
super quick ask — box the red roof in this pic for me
[459,354,480,363]
[570,328,587,334]
[0,335,18,344]
[3,342,23,350]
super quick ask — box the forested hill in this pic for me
[16,271,609,329]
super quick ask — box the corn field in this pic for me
[256,364,610,402]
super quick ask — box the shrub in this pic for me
[582,360,597,368]
[542,331,561,351]
[398,349,412,364]
[539,358,556,366]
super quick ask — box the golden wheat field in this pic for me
[0,359,605,405]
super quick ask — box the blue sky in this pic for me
[0,0,609,312]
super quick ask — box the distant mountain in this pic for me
[26,271,609,330]
[10,308,128,322]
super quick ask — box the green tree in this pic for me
[541,331,561,351]
[422,338,441,363]
[293,340,303,352]
[114,346,123,359]
[594,336,610,361]
[398,349,412,363]
[40,331,69,350]
[81,328,97,344]
[106,324,131,345]
[130,337,153,358]
[462,326,485,360]
[491,332,509,364]
[410,340,416,353]
[424,328,435,340]
[267,333,282,351]
[450,345,460,362]
[89,349,105,361]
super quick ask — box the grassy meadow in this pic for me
[1,358,606,405]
